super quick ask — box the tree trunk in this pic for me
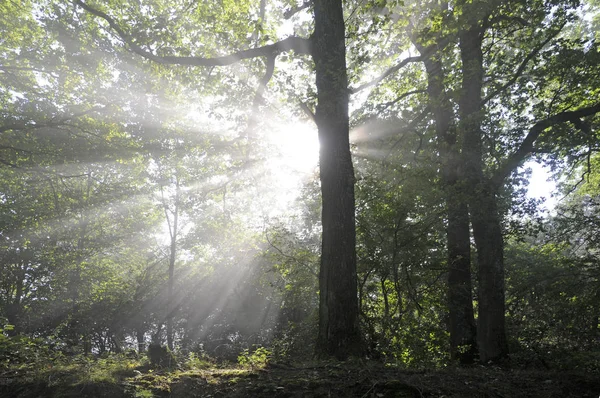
[470,183,508,362]
[446,195,477,362]
[459,25,508,363]
[166,176,180,351]
[313,0,362,359]
[6,262,25,336]
[423,53,477,364]
[137,329,146,353]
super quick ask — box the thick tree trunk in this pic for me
[313,0,362,359]
[446,195,477,362]
[470,183,508,362]
[459,26,508,362]
[423,54,477,363]
[112,331,124,353]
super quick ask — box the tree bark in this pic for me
[459,25,508,363]
[313,0,362,359]
[470,182,508,362]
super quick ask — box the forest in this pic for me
[1,0,599,396]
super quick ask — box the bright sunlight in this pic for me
[269,121,320,174]
[264,120,320,214]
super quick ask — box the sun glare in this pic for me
[270,121,319,174]
[262,121,320,213]
[524,161,558,211]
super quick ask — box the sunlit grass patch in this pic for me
[39,354,145,388]
[132,388,154,398]
[180,351,213,370]
[200,367,254,385]
[133,372,175,395]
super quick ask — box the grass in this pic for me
[2,351,600,397]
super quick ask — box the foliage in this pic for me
[237,346,271,368]
[0,327,59,370]
[504,159,600,372]
[0,0,599,377]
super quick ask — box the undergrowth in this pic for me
[1,332,599,398]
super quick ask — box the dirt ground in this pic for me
[4,359,600,398]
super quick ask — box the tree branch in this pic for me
[490,102,600,188]
[284,0,312,19]
[0,106,106,134]
[377,89,427,112]
[0,65,59,78]
[245,55,276,137]
[488,14,530,27]
[75,0,312,65]
[349,56,423,94]
[356,22,455,97]
[482,22,565,105]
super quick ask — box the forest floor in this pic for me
[1,356,600,398]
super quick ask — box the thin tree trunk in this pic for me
[71,173,91,353]
[313,0,362,359]
[6,266,24,336]
[459,25,508,363]
[137,329,146,353]
[166,175,180,351]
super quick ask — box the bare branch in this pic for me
[559,147,593,199]
[75,0,312,65]
[377,89,427,112]
[284,0,312,19]
[299,102,316,124]
[245,55,276,136]
[349,56,423,94]
[354,22,455,97]
[256,56,276,100]
[491,102,600,188]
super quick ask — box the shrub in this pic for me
[148,343,177,368]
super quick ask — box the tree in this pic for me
[75,0,363,358]
[348,0,599,362]
[454,0,600,362]
[312,0,362,358]
[407,5,478,362]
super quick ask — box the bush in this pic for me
[237,346,271,368]
[147,343,177,368]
